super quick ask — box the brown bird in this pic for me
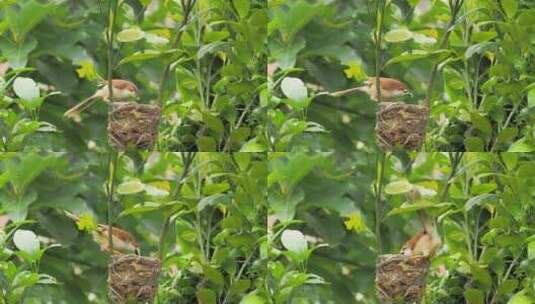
[64,211,140,255]
[330,77,411,101]
[400,211,442,257]
[64,79,139,121]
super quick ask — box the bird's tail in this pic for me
[63,95,99,120]
[329,86,369,97]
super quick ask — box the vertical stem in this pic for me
[107,151,119,253]
[106,0,119,101]
[375,0,386,103]
[374,152,387,255]
[424,0,464,110]
[157,0,196,106]
[158,152,195,260]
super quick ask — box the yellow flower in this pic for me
[77,213,97,232]
[76,60,98,80]
[344,212,368,233]
[344,62,367,81]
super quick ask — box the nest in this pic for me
[375,102,427,151]
[108,254,161,304]
[376,254,430,304]
[107,102,161,150]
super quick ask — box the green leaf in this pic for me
[0,37,37,68]
[281,77,307,100]
[202,265,225,288]
[508,139,535,152]
[496,128,518,145]
[528,240,535,260]
[464,137,485,151]
[470,112,492,137]
[502,0,518,19]
[385,49,449,66]
[240,140,266,152]
[465,194,496,211]
[196,136,217,151]
[465,288,485,304]
[118,50,176,65]
[465,42,494,60]
[198,194,229,212]
[528,89,535,108]
[387,202,452,217]
[240,294,265,304]
[197,288,217,304]
[116,179,145,195]
[280,229,307,254]
[229,279,251,296]
[13,77,39,100]
[470,265,492,288]
[384,179,412,195]
[471,183,497,195]
[508,291,534,304]
[117,27,145,42]
[5,0,54,41]
[202,113,225,135]
[13,229,40,255]
[384,28,413,42]
[472,31,497,43]
[233,0,250,18]
[501,153,518,171]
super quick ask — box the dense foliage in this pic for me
[268,151,535,303]
[268,0,535,152]
[0,152,267,303]
[0,0,267,152]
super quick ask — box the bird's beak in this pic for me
[405,91,413,97]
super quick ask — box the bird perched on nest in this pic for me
[64,211,140,255]
[399,189,442,258]
[64,79,139,121]
[330,77,411,102]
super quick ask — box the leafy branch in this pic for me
[374,152,388,255]
[158,152,195,260]
[156,0,197,106]
[423,0,465,110]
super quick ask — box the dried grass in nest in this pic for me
[108,254,161,304]
[376,254,430,304]
[108,102,161,150]
[375,102,427,151]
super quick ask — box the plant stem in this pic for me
[156,0,196,106]
[106,0,119,102]
[221,248,257,304]
[375,0,386,103]
[440,152,464,202]
[106,151,119,253]
[158,152,195,260]
[424,0,464,110]
[374,152,387,255]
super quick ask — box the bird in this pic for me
[329,77,411,101]
[64,211,140,255]
[399,189,442,257]
[64,79,139,121]
[399,210,442,257]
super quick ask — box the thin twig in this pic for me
[424,0,464,111]
[375,0,386,103]
[106,151,119,253]
[157,0,197,106]
[374,152,387,254]
[158,152,195,260]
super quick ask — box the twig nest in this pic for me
[376,254,429,304]
[108,254,161,304]
[375,102,427,151]
[107,102,161,150]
